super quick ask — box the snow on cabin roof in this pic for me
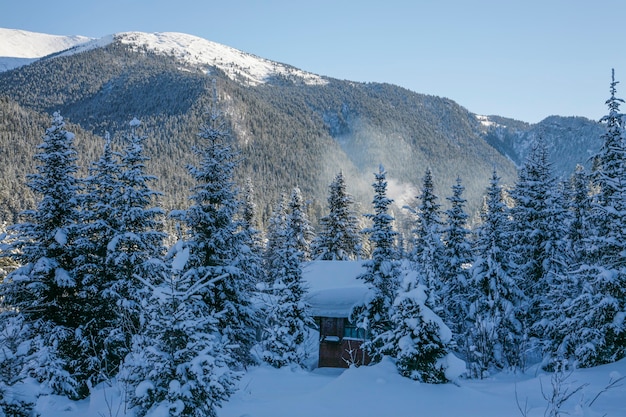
[303,261,370,318]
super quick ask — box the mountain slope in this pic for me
[0,29,606,229]
[478,114,603,177]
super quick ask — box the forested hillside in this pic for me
[0,97,104,222]
[0,39,519,227]
[0,34,604,229]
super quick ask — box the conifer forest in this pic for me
[1,72,626,416]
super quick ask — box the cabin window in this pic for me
[343,320,366,340]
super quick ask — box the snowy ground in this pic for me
[26,354,625,417]
[218,358,626,417]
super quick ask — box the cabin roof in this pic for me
[303,261,369,318]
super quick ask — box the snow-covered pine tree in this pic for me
[566,165,594,261]
[440,178,473,356]
[241,176,263,250]
[67,121,167,392]
[123,246,237,417]
[312,172,362,260]
[238,177,265,286]
[351,165,401,361]
[175,86,258,368]
[0,112,84,398]
[286,187,315,262]
[538,166,594,367]
[469,169,524,377]
[263,196,288,284]
[71,133,125,390]
[242,177,258,232]
[508,141,570,360]
[382,267,458,383]
[407,168,445,311]
[261,196,312,368]
[557,70,626,367]
[101,119,167,372]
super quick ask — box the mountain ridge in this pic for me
[1,28,326,87]
[0,28,91,71]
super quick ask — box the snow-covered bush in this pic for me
[0,315,34,417]
[383,270,464,383]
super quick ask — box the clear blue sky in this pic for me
[2,0,625,123]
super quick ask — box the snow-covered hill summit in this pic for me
[0,28,327,86]
[120,32,327,86]
[0,28,91,71]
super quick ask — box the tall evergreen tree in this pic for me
[469,170,524,377]
[72,133,125,390]
[285,187,315,262]
[407,168,445,310]
[263,196,288,284]
[351,165,401,361]
[508,141,570,358]
[557,70,626,367]
[75,120,167,389]
[535,169,591,368]
[0,112,84,398]
[175,88,257,368]
[441,178,473,356]
[312,172,362,260]
[239,177,264,286]
[261,208,312,367]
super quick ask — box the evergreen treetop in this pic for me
[312,171,362,261]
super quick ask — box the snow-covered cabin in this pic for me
[303,261,372,368]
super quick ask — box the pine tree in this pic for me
[469,170,524,377]
[312,172,362,260]
[557,70,626,367]
[123,250,237,417]
[566,165,594,261]
[238,177,265,286]
[441,178,473,356]
[351,165,401,361]
[72,121,167,389]
[508,141,570,358]
[286,187,315,262]
[0,112,84,398]
[261,197,312,368]
[175,88,257,368]
[407,169,445,310]
[71,133,125,390]
[539,166,594,367]
[263,196,288,284]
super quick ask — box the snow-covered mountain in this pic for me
[0,28,326,86]
[0,28,91,71]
